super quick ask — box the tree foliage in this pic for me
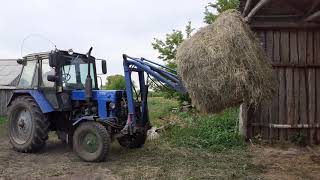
[151,21,193,103]
[204,0,240,24]
[152,21,194,70]
[103,75,126,90]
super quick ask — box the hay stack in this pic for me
[176,10,276,113]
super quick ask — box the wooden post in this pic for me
[239,102,248,139]
[307,31,316,144]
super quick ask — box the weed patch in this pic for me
[148,97,178,126]
[165,108,245,152]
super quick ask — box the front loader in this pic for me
[7,48,186,162]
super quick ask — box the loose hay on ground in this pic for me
[176,9,276,113]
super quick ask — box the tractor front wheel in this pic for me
[73,121,110,162]
[8,96,50,152]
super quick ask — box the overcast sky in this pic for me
[0,0,213,78]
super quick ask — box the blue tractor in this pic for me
[7,48,186,162]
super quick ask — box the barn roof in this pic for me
[240,0,320,28]
[0,59,21,86]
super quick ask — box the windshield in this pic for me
[62,56,96,90]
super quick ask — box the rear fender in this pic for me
[8,90,54,113]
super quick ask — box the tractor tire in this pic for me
[73,121,110,162]
[7,95,50,153]
[117,130,147,149]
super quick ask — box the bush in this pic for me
[102,75,126,90]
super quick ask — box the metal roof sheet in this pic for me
[0,59,21,85]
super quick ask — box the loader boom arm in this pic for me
[121,54,186,133]
[123,54,186,93]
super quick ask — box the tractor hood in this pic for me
[71,90,125,102]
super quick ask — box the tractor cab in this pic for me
[17,49,100,91]
[16,49,108,110]
[14,49,130,122]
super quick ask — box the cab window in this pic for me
[62,59,96,90]
[18,60,37,88]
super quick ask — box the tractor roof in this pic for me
[23,49,91,61]
[23,51,51,60]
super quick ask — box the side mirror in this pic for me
[47,75,57,82]
[101,60,107,74]
[49,53,58,67]
[17,59,26,65]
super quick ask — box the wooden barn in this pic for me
[239,0,320,144]
[0,60,21,116]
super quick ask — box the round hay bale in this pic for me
[176,9,276,113]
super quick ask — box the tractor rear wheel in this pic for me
[8,95,50,152]
[73,121,110,162]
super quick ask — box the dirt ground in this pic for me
[0,128,320,179]
[250,144,320,180]
[0,136,120,180]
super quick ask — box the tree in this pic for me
[151,21,194,103]
[152,21,194,70]
[103,75,126,90]
[204,0,240,24]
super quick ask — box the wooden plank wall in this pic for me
[248,28,320,144]
[0,90,12,116]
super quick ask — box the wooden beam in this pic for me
[244,0,271,22]
[250,21,320,29]
[242,0,253,17]
[271,62,320,68]
[251,123,320,129]
[305,10,320,22]
[306,0,320,16]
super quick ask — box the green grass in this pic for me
[148,96,244,152]
[0,116,6,125]
[148,97,179,126]
[166,109,245,152]
[0,116,6,137]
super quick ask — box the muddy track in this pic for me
[0,135,120,180]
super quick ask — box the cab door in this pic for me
[40,59,71,111]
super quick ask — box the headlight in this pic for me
[109,102,116,110]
